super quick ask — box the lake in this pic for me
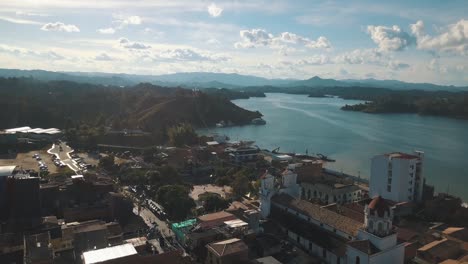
[198,93,468,201]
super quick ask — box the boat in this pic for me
[251,118,266,125]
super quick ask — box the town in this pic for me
[1,125,467,264]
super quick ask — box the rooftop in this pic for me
[443,227,468,242]
[272,208,348,256]
[385,152,421,160]
[272,193,363,236]
[368,196,392,217]
[255,256,283,264]
[82,243,137,264]
[0,165,17,177]
[418,238,461,257]
[198,211,235,222]
[206,238,248,257]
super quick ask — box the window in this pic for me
[355,256,360,264]
[337,257,341,264]
[387,185,392,192]
[297,236,300,243]
[309,242,312,250]
[368,220,374,230]
[307,189,311,199]
[322,248,326,258]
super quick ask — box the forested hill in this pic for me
[0,78,261,131]
[305,86,468,119]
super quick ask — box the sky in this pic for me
[0,0,467,85]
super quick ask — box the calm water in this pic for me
[199,93,468,201]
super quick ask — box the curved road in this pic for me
[47,142,80,173]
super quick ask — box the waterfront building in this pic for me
[260,169,405,263]
[370,151,424,203]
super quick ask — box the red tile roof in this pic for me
[368,196,391,217]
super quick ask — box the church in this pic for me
[259,167,405,264]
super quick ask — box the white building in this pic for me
[259,169,300,219]
[259,168,405,264]
[370,151,424,203]
[301,182,362,205]
[346,196,405,264]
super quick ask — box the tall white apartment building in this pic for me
[370,151,424,203]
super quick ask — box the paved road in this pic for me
[47,142,80,172]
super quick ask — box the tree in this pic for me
[199,192,229,213]
[99,155,115,171]
[143,147,158,163]
[232,173,250,198]
[155,185,195,220]
[167,123,198,147]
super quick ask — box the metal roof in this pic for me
[224,219,248,228]
[3,127,61,135]
[0,165,17,177]
[4,126,31,133]
[82,244,137,264]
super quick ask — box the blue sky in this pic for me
[0,0,467,85]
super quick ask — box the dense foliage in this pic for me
[167,123,198,147]
[0,77,262,132]
[198,192,229,213]
[155,185,195,220]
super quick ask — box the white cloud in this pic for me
[94,53,114,61]
[335,49,383,64]
[207,3,223,17]
[15,11,49,17]
[97,27,116,34]
[412,19,468,55]
[387,61,410,70]
[41,22,80,32]
[281,55,332,66]
[118,38,151,49]
[113,14,142,29]
[0,15,42,25]
[367,25,415,51]
[0,44,65,60]
[156,48,229,62]
[234,29,331,50]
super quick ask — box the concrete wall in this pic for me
[370,154,422,203]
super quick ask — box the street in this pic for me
[47,142,80,172]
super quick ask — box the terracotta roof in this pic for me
[198,211,235,222]
[443,227,468,242]
[368,196,391,217]
[206,238,248,257]
[272,208,348,256]
[347,240,380,255]
[271,193,363,236]
[417,238,461,260]
[397,227,419,242]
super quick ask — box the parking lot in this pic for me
[0,149,61,174]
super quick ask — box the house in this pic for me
[228,146,259,163]
[197,211,237,230]
[416,239,462,263]
[205,238,249,264]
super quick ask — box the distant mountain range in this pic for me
[0,68,466,91]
